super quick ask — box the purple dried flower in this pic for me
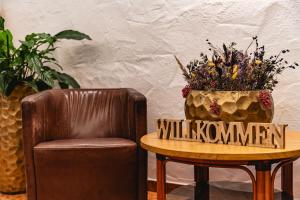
[182,85,191,98]
[259,91,273,109]
[175,37,298,91]
[210,99,220,115]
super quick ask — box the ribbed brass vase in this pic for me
[185,90,274,123]
[0,85,34,193]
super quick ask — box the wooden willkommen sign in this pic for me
[157,119,287,149]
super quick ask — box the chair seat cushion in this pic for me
[35,137,136,149]
[34,138,137,200]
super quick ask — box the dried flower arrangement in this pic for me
[176,37,299,98]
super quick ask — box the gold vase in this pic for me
[185,90,274,123]
[0,85,34,193]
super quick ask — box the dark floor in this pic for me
[1,182,299,200]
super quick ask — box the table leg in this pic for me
[194,166,209,200]
[255,163,272,200]
[156,154,166,200]
[281,163,293,200]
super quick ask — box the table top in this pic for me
[140,130,300,161]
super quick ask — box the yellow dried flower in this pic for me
[233,64,238,73]
[207,60,215,67]
[232,64,239,80]
[209,70,216,75]
[255,59,262,65]
[191,72,196,79]
[232,73,238,80]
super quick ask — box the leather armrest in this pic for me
[127,88,147,143]
[22,91,52,146]
[22,91,51,200]
[127,88,148,200]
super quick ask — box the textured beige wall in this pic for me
[2,0,300,196]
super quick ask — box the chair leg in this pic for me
[194,166,209,200]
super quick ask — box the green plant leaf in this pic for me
[36,80,52,91]
[26,54,42,75]
[0,17,4,30]
[5,80,19,96]
[25,33,37,41]
[0,30,14,52]
[54,30,91,40]
[36,33,54,42]
[0,73,7,93]
[20,40,35,48]
[40,70,54,87]
[53,62,63,70]
[58,81,69,89]
[25,81,38,92]
[57,72,80,88]
[22,33,55,49]
[0,17,85,96]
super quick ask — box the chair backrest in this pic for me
[45,89,129,140]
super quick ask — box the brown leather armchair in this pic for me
[22,89,147,200]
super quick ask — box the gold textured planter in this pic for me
[185,90,274,123]
[0,85,34,193]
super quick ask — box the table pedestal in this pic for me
[194,166,209,200]
[282,163,293,200]
[156,154,296,200]
[255,163,272,200]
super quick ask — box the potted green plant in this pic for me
[176,37,298,124]
[0,16,91,193]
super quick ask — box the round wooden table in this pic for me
[141,130,300,200]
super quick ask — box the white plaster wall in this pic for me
[2,0,300,196]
